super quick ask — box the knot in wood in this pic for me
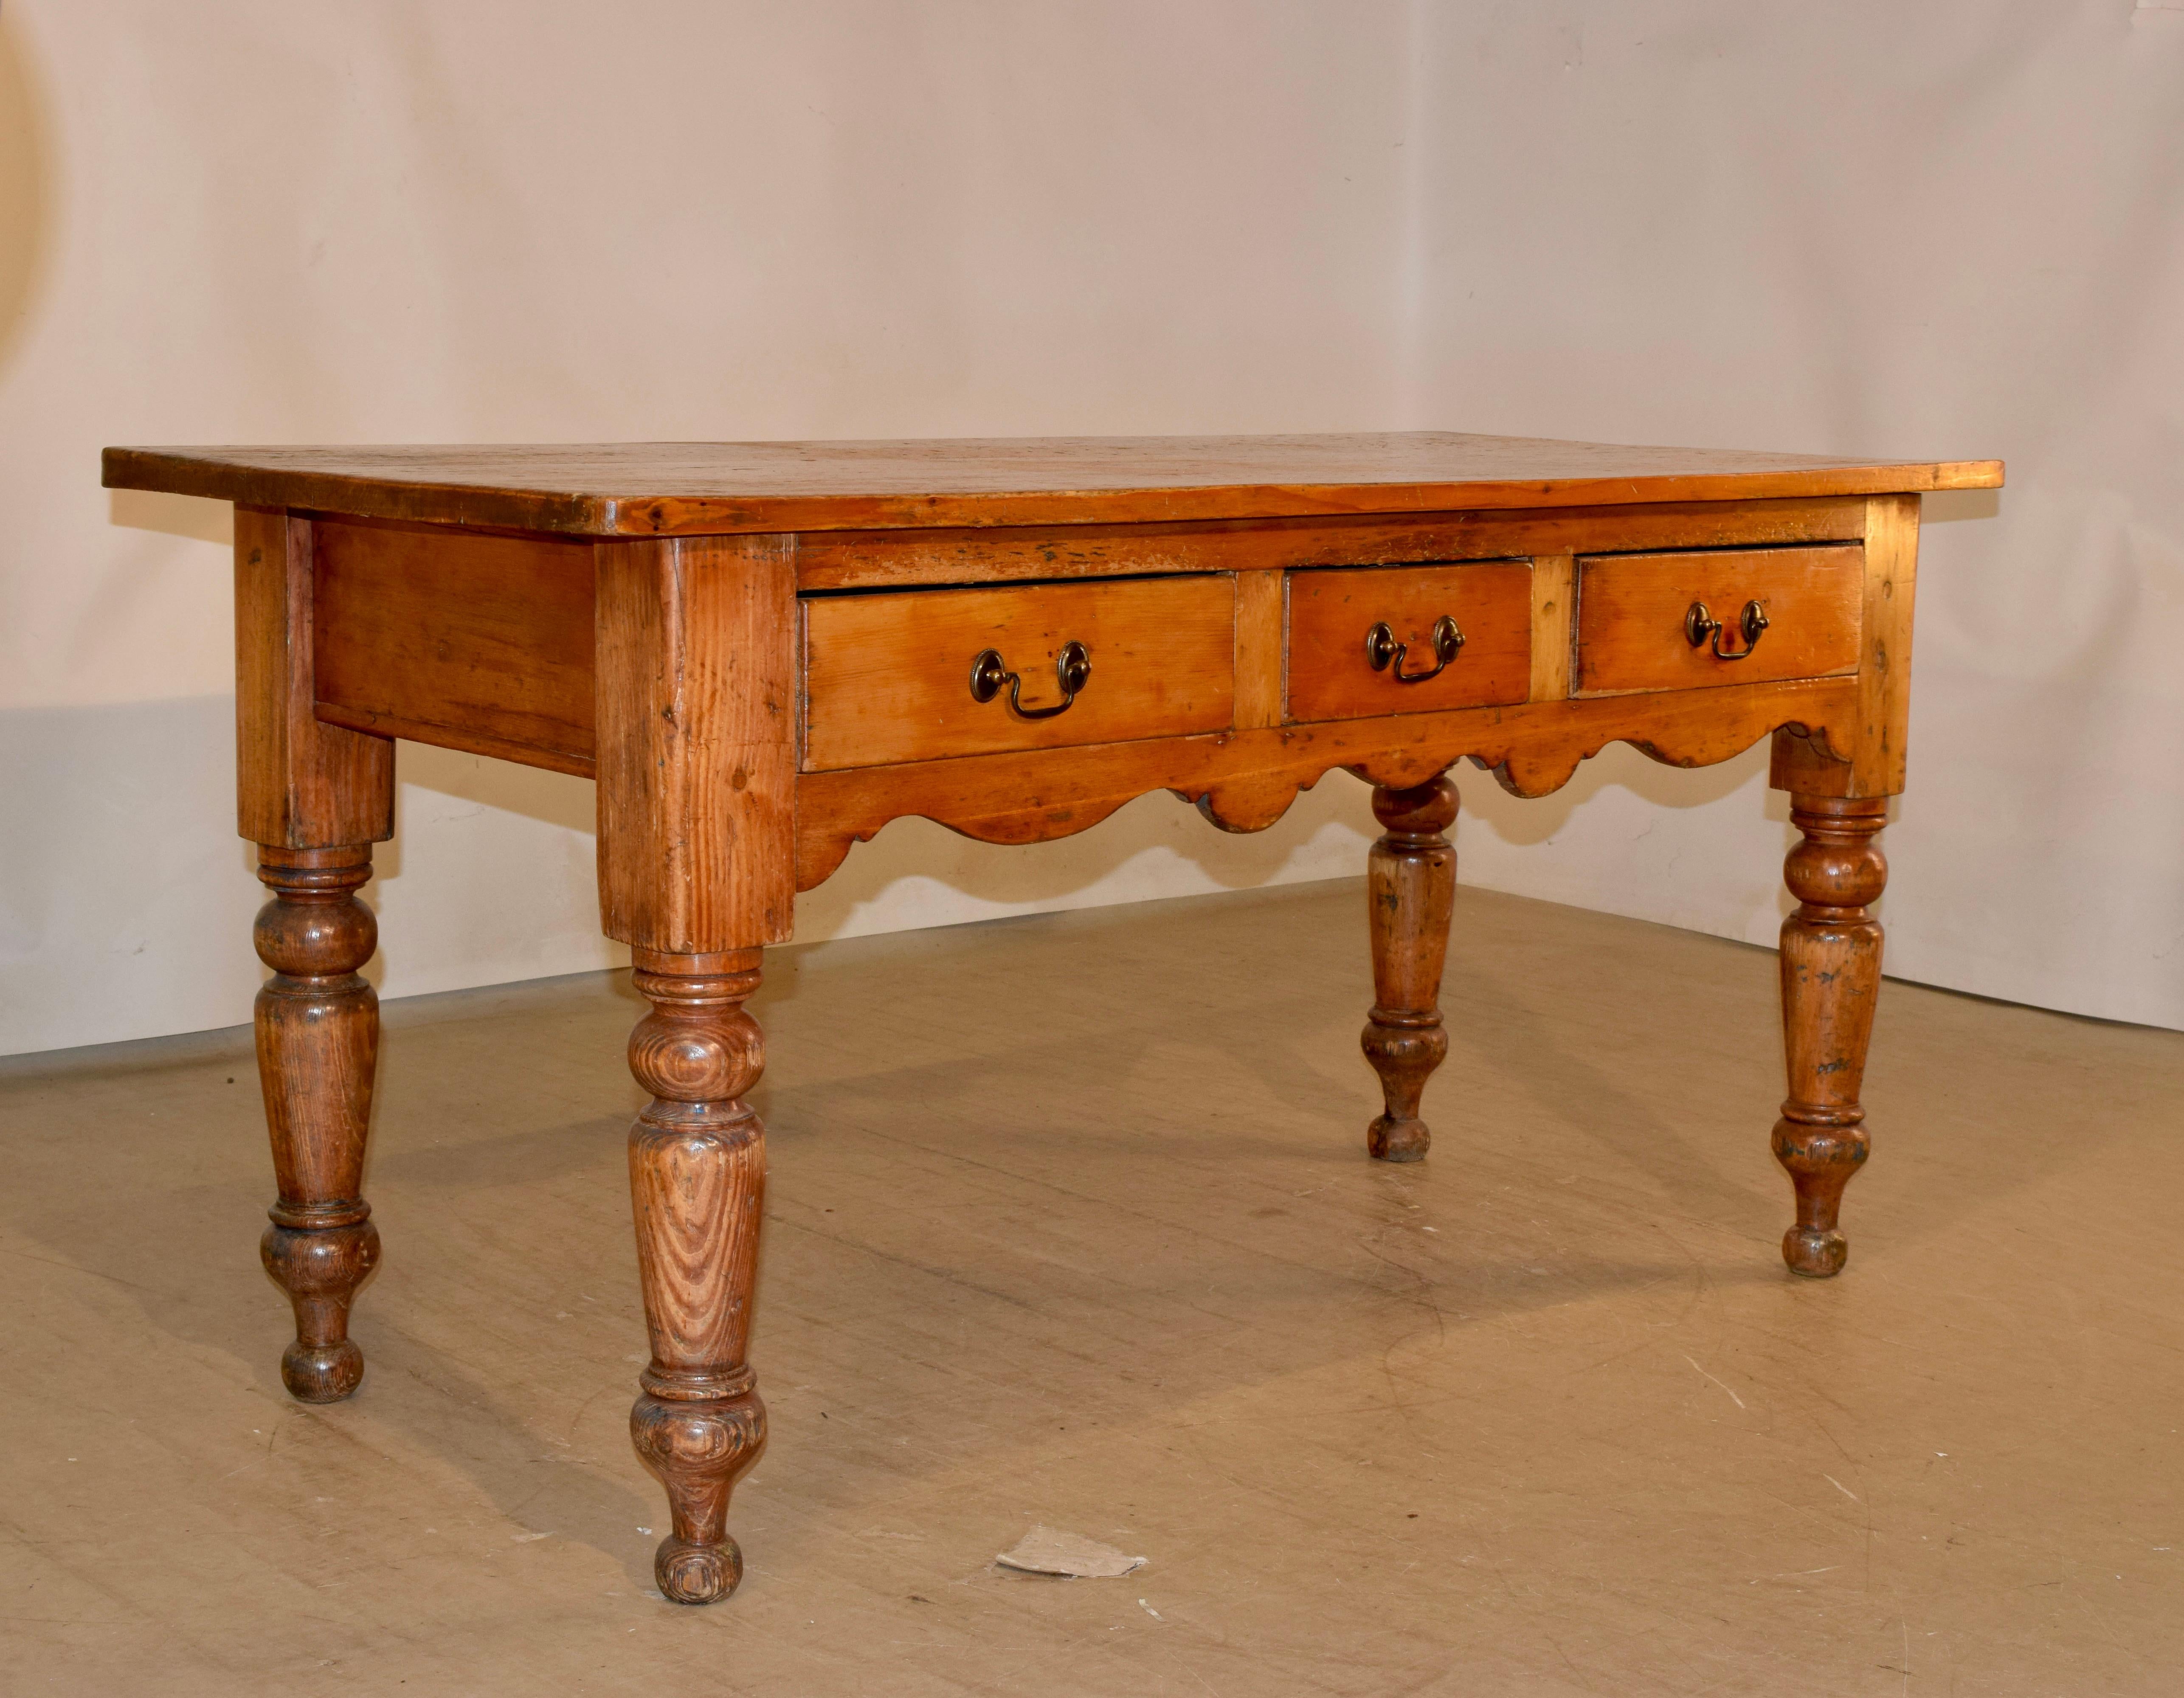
[1370,773,1459,838]
[628,1005,763,1104]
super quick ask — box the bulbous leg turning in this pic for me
[631,1386,765,1602]
[1775,796,1888,1277]
[625,949,770,1603]
[1362,776,1458,1163]
[252,845,382,1401]
[262,1218,380,1400]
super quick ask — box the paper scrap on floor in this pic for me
[996,1526,1147,1579]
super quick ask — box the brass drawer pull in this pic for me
[1684,599,1770,661]
[1365,616,1464,684]
[968,640,1092,720]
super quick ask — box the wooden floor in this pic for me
[4,880,2181,1695]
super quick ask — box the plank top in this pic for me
[103,432,2003,537]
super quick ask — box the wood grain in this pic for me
[792,497,1871,590]
[1573,546,1863,697]
[313,517,597,773]
[625,949,768,1605]
[252,845,383,1404]
[1774,796,1888,1277]
[1362,778,1458,1163]
[235,509,394,848]
[595,535,797,953]
[800,576,1235,771]
[1769,722,1855,799]
[792,676,1860,891]
[1286,562,1531,723]
[106,435,2003,537]
[1528,553,1576,703]
[1852,494,1921,797]
[1233,570,1284,731]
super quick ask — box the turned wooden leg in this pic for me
[1775,795,1888,1277]
[626,949,769,1605]
[1362,775,1458,1163]
[253,844,383,1401]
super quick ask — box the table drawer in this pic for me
[1574,545,1862,696]
[801,575,1236,771]
[1286,561,1532,723]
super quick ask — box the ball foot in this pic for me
[1367,1114,1430,1162]
[655,1534,743,1604]
[281,1337,364,1402]
[1782,1226,1847,1278]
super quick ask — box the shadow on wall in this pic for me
[0,8,54,376]
[106,489,236,546]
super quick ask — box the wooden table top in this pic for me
[103,431,2003,537]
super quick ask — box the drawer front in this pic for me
[1286,561,1532,723]
[802,575,1236,770]
[1574,545,1863,696]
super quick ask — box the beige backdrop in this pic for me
[3,2,2180,1055]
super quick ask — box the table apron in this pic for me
[791,676,1860,891]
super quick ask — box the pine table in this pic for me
[103,433,2002,1602]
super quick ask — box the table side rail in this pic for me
[300,501,1880,802]
[794,495,1865,591]
[312,515,597,774]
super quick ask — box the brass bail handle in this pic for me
[1365,615,1465,683]
[968,640,1092,720]
[1684,599,1770,661]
